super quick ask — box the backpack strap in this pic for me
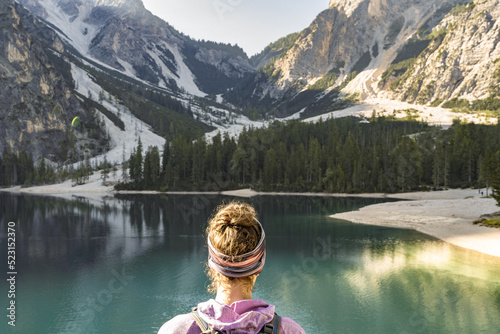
[260,312,281,334]
[190,307,219,334]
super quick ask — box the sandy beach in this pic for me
[2,175,499,258]
[332,189,500,258]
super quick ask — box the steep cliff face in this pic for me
[268,0,454,96]
[270,0,500,112]
[383,0,500,104]
[18,0,255,96]
[0,0,105,162]
[250,33,301,69]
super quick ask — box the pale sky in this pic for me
[142,0,330,56]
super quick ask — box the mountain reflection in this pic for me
[0,193,391,271]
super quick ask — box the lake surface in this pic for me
[1,192,500,334]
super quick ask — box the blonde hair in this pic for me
[206,201,261,294]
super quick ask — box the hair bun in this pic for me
[207,202,261,256]
[221,218,237,227]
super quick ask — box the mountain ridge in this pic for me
[17,0,255,97]
[2,0,499,170]
[218,0,499,120]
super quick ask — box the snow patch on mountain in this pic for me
[303,97,498,126]
[35,0,99,56]
[71,63,165,168]
[169,45,206,97]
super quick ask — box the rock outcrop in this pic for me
[0,0,105,162]
[385,0,500,104]
[267,0,456,96]
[236,0,500,116]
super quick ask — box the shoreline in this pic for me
[331,189,500,258]
[2,181,499,258]
[0,181,471,200]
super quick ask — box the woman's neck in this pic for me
[215,285,252,306]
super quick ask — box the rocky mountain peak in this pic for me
[16,0,254,96]
[329,0,365,15]
[93,0,145,13]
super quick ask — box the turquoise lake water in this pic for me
[1,193,499,333]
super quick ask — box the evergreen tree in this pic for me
[489,151,500,206]
[143,148,152,189]
[263,147,279,187]
[122,142,128,182]
[84,151,92,182]
[161,140,170,175]
[480,150,496,195]
[308,138,321,184]
[191,137,206,187]
[38,157,46,185]
[129,148,137,182]
[134,138,143,184]
[393,137,423,192]
[112,163,117,181]
[101,155,110,185]
[432,137,447,189]
[143,146,160,189]
[231,147,248,185]
[150,146,160,187]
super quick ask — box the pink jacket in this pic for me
[157,299,306,334]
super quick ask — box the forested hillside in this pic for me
[117,116,500,193]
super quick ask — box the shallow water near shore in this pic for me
[1,192,499,334]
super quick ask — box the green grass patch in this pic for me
[382,58,417,83]
[442,98,471,109]
[442,96,500,118]
[474,218,500,228]
[471,97,500,112]
[250,32,300,66]
[380,36,437,91]
[494,65,500,79]
[452,2,475,15]
[430,98,444,107]
[308,69,339,91]
[339,71,359,90]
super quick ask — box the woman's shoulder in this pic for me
[157,301,306,334]
[157,313,199,334]
[279,316,306,334]
[157,313,305,334]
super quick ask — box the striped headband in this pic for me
[207,218,266,278]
